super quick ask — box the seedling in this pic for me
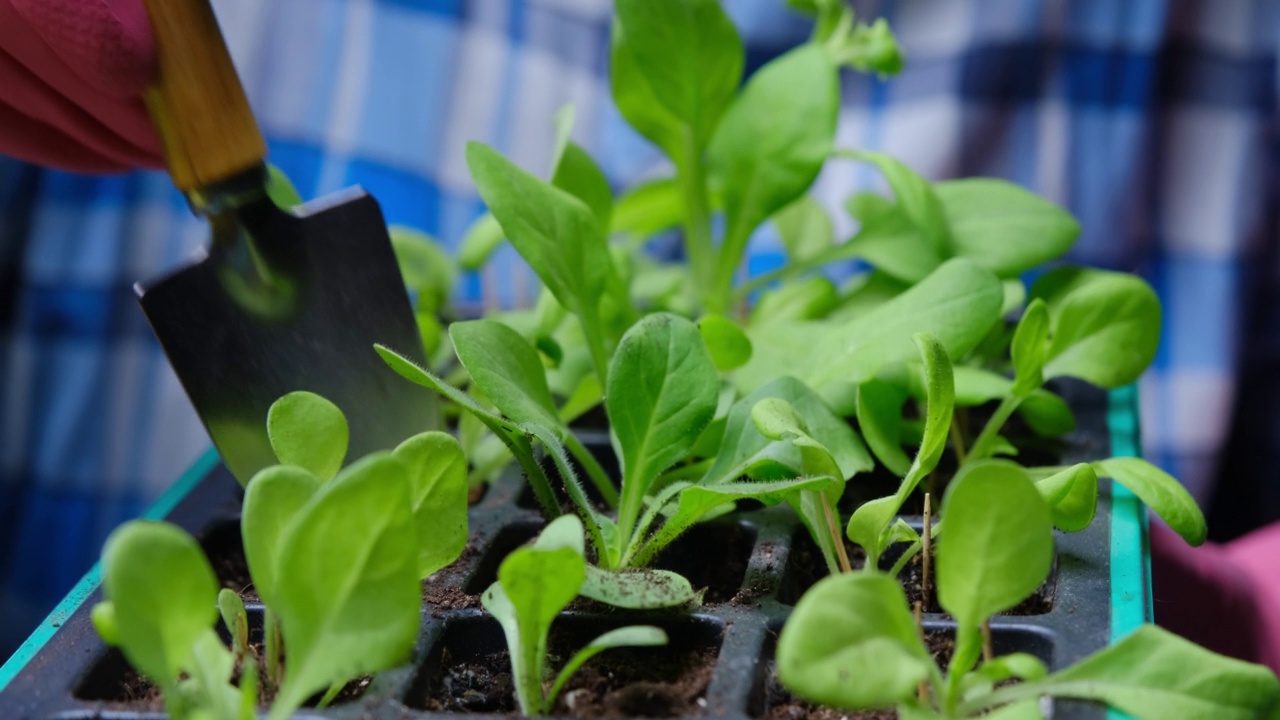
[92,521,256,720]
[777,462,1280,719]
[482,516,668,715]
[241,391,470,719]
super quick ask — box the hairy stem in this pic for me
[563,432,619,508]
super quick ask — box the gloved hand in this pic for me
[1152,521,1280,674]
[0,0,162,171]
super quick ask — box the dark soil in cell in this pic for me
[651,521,756,604]
[551,644,718,718]
[424,533,484,611]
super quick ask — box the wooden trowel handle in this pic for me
[142,0,267,192]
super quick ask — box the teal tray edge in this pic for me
[0,447,222,693]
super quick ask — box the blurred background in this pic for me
[1,0,1276,658]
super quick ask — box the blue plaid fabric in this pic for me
[1,0,1276,655]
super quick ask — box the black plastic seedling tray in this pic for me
[0,383,1151,720]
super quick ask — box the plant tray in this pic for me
[0,384,1152,720]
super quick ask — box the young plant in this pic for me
[379,313,843,578]
[482,515,668,716]
[777,461,1280,719]
[242,390,469,719]
[92,521,256,720]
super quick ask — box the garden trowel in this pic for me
[134,0,437,484]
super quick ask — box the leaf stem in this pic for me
[580,307,611,390]
[563,432,620,508]
[822,493,852,573]
[921,492,933,607]
[964,395,1023,466]
[949,416,967,465]
[677,130,716,312]
[316,680,344,708]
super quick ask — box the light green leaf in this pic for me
[457,213,505,271]
[1011,299,1050,397]
[266,391,348,482]
[856,379,911,476]
[549,104,576,173]
[777,572,931,710]
[1002,279,1028,316]
[899,364,1075,438]
[842,205,941,283]
[610,22,683,161]
[699,314,753,371]
[935,178,1079,277]
[1020,625,1280,720]
[546,626,669,711]
[938,461,1053,629]
[96,521,219,685]
[841,150,948,255]
[393,431,469,578]
[465,143,611,343]
[582,566,698,609]
[450,320,561,430]
[269,454,421,720]
[774,195,833,262]
[704,376,872,486]
[608,313,719,538]
[534,514,587,555]
[962,653,1048,698]
[1031,267,1161,388]
[709,44,838,294]
[388,225,455,307]
[1093,457,1206,545]
[613,0,743,148]
[1035,463,1098,532]
[750,276,839,326]
[613,177,683,238]
[741,259,1002,396]
[266,164,303,208]
[241,465,321,606]
[217,588,248,661]
[553,142,613,233]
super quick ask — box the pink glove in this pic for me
[0,0,163,172]
[1152,521,1280,674]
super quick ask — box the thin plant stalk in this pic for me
[914,600,928,703]
[822,494,853,573]
[982,620,994,662]
[562,432,620,508]
[921,492,933,608]
[965,395,1022,464]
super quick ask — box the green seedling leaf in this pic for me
[847,335,952,565]
[774,195,833,262]
[534,514,588,554]
[741,259,1003,396]
[1035,463,1098,532]
[183,631,242,720]
[613,0,742,149]
[269,454,421,720]
[704,376,872,486]
[393,431,468,578]
[1031,267,1161,388]
[389,225,455,307]
[841,204,941,283]
[750,276,840,326]
[376,344,562,516]
[266,391,348,482]
[582,566,698,609]
[546,626,669,711]
[553,142,613,233]
[840,149,948,255]
[750,397,843,479]
[1002,279,1028,315]
[1093,457,1206,546]
[709,44,838,295]
[613,176,683,238]
[900,364,1075,438]
[217,588,248,664]
[609,313,719,545]
[484,525,587,716]
[451,320,561,430]
[610,22,683,160]
[935,178,1079,277]
[1010,299,1050,397]
[631,476,842,567]
[95,521,220,686]
[266,164,303,208]
[856,378,911,476]
[961,653,1048,697]
[699,313,753,371]
[241,465,321,606]
[976,625,1280,720]
[549,104,576,172]
[457,213,505,271]
[777,572,932,710]
[938,461,1053,629]
[465,143,614,381]
[981,701,1046,720]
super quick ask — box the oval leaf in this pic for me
[1035,463,1098,532]
[267,391,348,481]
[393,431,469,578]
[777,572,931,710]
[1010,298,1049,397]
[582,566,698,609]
[935,178,1079,277]
[937,461,1054,628]
[856,379,911,476]
[699,313,753,371]
[451,320,561,430]
[271,453,421,718]
[98,521,220,684]
[1092,457,1206,546]
[241,465,321,605]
